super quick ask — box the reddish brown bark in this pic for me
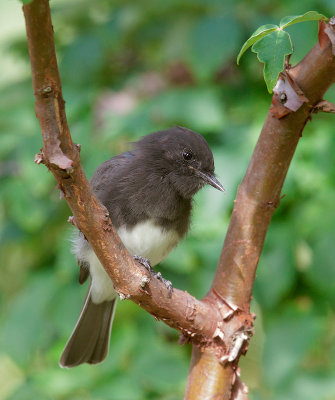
[23,0,229,353]
[22,1,335,399]
[185,31,335,400]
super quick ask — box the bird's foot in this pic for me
[134,255,154,274]
[134,255,173,298]
[155,271,173,298]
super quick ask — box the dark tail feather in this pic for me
[59,291,117,368]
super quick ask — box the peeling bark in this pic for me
[272,70,309,117]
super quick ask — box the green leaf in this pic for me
[252,29,293,93]
[280,11,328,29]
[236,24,278,64]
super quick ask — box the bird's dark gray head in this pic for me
[134,126,224,199]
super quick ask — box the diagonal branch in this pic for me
[22,0,227,354]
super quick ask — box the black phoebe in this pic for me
[59,126,224,368]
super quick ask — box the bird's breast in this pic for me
[117,220,181,266]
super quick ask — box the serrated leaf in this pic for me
[237,24,278,64]
[280,11,328,29]
[252,29,293,93]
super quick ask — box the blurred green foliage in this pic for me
[1,0,335,399]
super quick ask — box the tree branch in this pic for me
[22,0,229,356]
[23,1,335,398]
[185,27,335,400]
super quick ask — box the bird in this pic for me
[59,126,224,368]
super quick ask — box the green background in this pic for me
[1,0,335,399]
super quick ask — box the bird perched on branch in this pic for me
[60,126,224,368]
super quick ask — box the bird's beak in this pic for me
[194,170,225,192]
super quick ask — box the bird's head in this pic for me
[134,126,224,199]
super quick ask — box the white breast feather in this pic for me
[117,220,180,267]
[73,220,180,304]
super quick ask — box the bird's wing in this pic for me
[75,151,134,281]
[90,151,134,195]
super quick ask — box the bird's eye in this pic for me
[183,150,193,161]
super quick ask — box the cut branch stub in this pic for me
[319,20,330,49]
[319,17,335,53]
[34,151,44,165]
[34,92,75,172]
[271,71,309,118]
[312,99,335,113]
[324,17,335,55]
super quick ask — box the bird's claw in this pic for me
[134,255,154,274]
[134,255,173,297]
[155,272,173,298]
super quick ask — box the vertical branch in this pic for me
[185,348,235,399]
[23,0,75,164]
[185,40,335,399]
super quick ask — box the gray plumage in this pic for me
[60,289,116,367]
[59,126,224,368]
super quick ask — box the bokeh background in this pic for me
[1,0,335,399]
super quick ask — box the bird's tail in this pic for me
[59,288,117,368]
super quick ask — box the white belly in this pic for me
[117,220,180,266]
[88,250,116,303]
[73,220,180,303]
